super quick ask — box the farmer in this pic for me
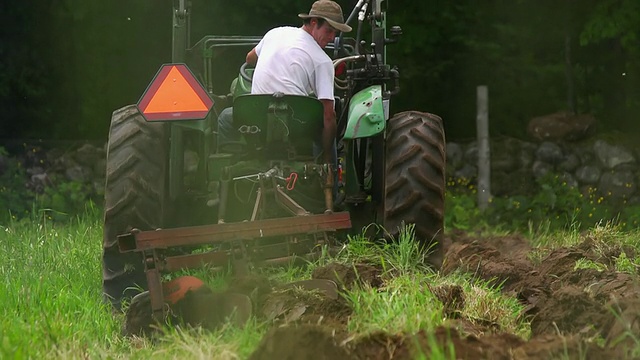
[217,0,351,165]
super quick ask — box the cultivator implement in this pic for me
[118,204,351,321]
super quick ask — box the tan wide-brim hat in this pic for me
[299,0,352,33]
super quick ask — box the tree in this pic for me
[579,0,640,132]
[1,0,639,142]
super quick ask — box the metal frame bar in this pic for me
[118,212,351,252]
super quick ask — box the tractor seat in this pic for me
[232,93,323,160]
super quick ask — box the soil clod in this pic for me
[312,262,383,289]
[248,324,350,360]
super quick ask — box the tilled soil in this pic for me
[439,231,638,359]
[126,232,640,359]
[247,232,640,359]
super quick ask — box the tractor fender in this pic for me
[343,85,387,139]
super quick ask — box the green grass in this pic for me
[447,272,530,338]
[0,210,529,359]
[15,207,640,358]
[607,303,640,359]
[1,207,122,358]
[344,272,444,335]
[523,219,640,274]
[1,206,268,359]
[339,225,530,339]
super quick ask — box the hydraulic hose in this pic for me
[333,55,366,90]
[355,2,368,55]
[334,0,369,57]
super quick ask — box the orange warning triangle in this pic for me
[143,66,208,114]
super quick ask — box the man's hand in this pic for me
[320,99,337,164]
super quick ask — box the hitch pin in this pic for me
[233,173,259,181]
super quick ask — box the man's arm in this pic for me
[246,48,258,65]
[320,99,337,164]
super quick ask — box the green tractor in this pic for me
[102,0,446,320]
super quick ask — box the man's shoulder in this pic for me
[306,46,332,65]
[265,26,300,38]
[289,46,331,66]
[294,36,331,63]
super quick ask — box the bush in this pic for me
[445,176,484,230]
[446,173,639,232]
[0,147,34,223]
[35,179,94,221]
[0,146,97,224]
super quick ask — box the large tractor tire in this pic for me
[384,111,446,268]
[102,105,167,311]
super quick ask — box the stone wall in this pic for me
[0,142,106,202]
[447,137,640,204]
[3,135,639,208]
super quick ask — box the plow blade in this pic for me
[125,278,253,335]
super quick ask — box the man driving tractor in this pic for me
[217,0,351,165]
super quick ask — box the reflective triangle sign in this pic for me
[137,63,213,121]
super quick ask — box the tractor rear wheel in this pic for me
[102,105,168,311]
[384,111,446,268]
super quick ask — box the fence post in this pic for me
[476,86,491,210]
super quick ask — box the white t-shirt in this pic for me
[252,27,334,101]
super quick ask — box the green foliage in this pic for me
[574,258,607,272]
[444,177,483,231]
[572,248,640,275]
[334,229,380,263]
[614,252,640,274]
[35,180,94,221]
[334,224,437,276]
[580,0,640,50]
[0,211,119,358]
[445,192,481,231]
[0,3,50,138]
[379,224,431,276]
[620,205,640,229]
[416,332,457,360]
[0,147,97,224]
[337,225,528,339]
[1,0,639,141]
[446,172,640,233]
[0,148,35,223]
[343,273,443,335]
[607,304,640,358]
[486,173,587,230]
[445,272,530,339]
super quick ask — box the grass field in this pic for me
[2,206,640,359]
